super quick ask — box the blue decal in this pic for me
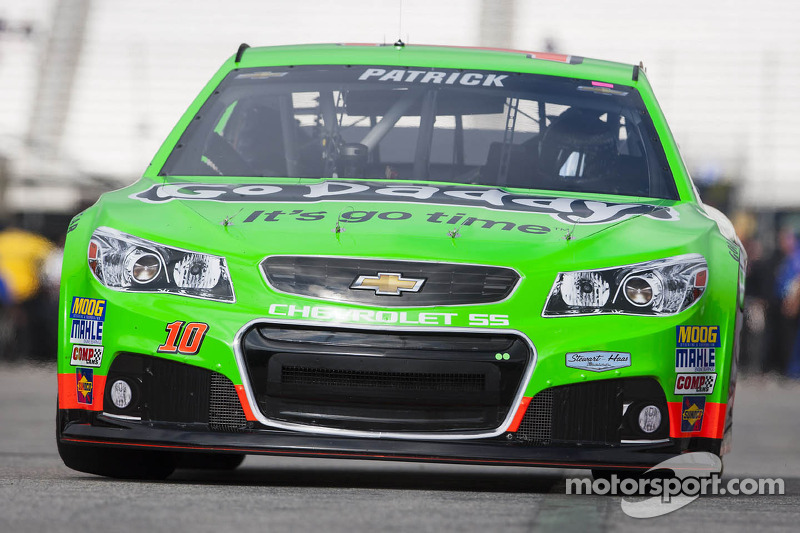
[70,297,106,321]
[681,395,705,433]
[70,319,104,345]
[76,368,94,405]
[676,325,720,348]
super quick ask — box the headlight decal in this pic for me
[543,254,707,317]
[88,227,235,302]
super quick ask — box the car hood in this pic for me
[92,178,715,271]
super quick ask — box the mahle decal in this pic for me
[675,348,716,373]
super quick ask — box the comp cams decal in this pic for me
[674,373,716,395]
[70,345,103,367]
[132,181,680,225]
[565,351,631,372]
[69,297,105,345]
[675,325,719,372]
[681,396,706,433]
[76,368,94,405]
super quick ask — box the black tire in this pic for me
[57,438,176,480]
[175,452,246,470]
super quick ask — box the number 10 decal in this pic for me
[157,321,209,355]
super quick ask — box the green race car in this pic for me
[57,43,744,479]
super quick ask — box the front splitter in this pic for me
[60,418,688,471]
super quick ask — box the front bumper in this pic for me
[58,411,721,471]
[57,348,723,471]
[58,281,734,468]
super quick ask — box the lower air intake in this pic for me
[209,373,248,432]
[514,378,669,446]
[516,389,553,445]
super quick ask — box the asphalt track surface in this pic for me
[1,363,799,533]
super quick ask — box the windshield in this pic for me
[161,65,678,200]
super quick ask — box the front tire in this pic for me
[175,452,246,470]
[57,438,176,480]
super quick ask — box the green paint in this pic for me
[58,44,740,437]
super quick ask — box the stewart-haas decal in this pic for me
[565,351,631,372]
[132,181,679,225]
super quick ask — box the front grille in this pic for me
[241,323,531,433]
[261,256,519,307]
[209,373,248,432]
[281,366,486,392]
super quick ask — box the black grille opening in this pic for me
[261,256,519,307]
[105,353,247,431]
[514,378,668,446]
[105,353,211,424]
[242,323,531,433]
[281,366,486,392]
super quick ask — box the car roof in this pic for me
[230,43,641,87]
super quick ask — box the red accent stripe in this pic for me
[667,401,725,439]
[58,372,106,411]
[234,385,258,421]
[527,52,572,63]
[506,397,532,432]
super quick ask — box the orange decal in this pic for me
[235,384,258,421]
[668,401,726,439]
[58,372,106,411]
[507,397,533,432]
[527,52,572,63]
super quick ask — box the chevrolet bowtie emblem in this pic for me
[350,272,426,296]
